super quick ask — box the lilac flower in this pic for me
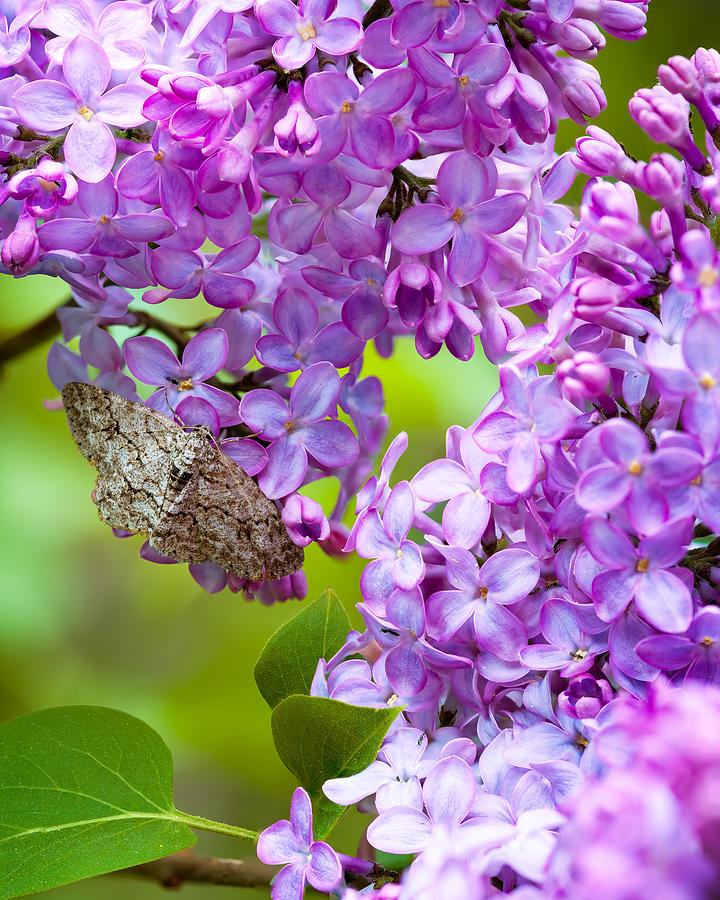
[583,515,694,633]
[304,69,416,169]
[144,237,260,308]
[303,259,388,341]
[255,288,363,373]
[13,35,149,182]
[115,128,201,227]
[257,787,342,900]
[268,164,382,260]
[366,755,479,854]
[360,587,471,696]
[630,85,708,172]
[546,684,720,899]
[43,0,152,70]
[323,727,434,813]
[0,13,32,68]
[636,607,720,685]
[392,153,526,287]
[2,208,39,274]
[412,428,491,549]
[574,418,688,524]
[240,362,359,499]
[38,176,174,259]
[426,545,539,658]
[406,46,528,143]
[354,481,425,604]
[519,598,608,676]
[391,0,464,47]
[255,0,362,69]
[124,328,241,426]
[557,673,614,719]
[273,80,320,158]
[472,367,576,494]
[171,0,255,49]
[6,158,77,218]
[281,494,330,547]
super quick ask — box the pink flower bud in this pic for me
[1,209,40,274]
[557,350,610,404]
[282,494,331,547]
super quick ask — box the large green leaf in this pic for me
[254,588,351,708]
[271,695,399,839]
[0,705,196,899]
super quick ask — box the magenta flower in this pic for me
[255,0,363,70]
[13,35,149,182]
[257,787,342,900]
[391,152,526,286]
[6,158,77,218]
[124,328,241,426]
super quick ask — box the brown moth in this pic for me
[61,381,304,581]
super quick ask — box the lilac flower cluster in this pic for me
[5,1,720,893]
[1,0,647,599]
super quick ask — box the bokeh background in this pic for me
[0,2,718,896]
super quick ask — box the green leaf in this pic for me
[255,588,351,708]
[271,695,400,839]
[376,850,415,872]
[0,705,196,899]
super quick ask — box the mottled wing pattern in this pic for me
[62,382,304,580]
[151,444,305,581]
[62,382,190,535]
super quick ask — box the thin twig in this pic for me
[361,0,392,28]
[123,850,276,888]
[0,301,66,365]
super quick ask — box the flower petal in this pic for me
[63,34,110,103]
[64,117,116,183]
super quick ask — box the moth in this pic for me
[61,381,304,581]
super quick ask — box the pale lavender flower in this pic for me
[257,787,343,900]
[13,35,149,182]
[255,0,362,69]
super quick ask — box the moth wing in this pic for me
[150,444,304,581]
[62,381,188,534]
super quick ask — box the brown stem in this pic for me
[362,0,392,28]
[131,310,201,352]
[123,850,276,888]
[0,301,66,365]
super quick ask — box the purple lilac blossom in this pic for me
[7,2,720,890]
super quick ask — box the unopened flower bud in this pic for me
[1,208,39,274]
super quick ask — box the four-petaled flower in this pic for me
[13,35,149,182]
[257,787,343,900]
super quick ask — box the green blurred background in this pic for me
[0,2,718,896]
